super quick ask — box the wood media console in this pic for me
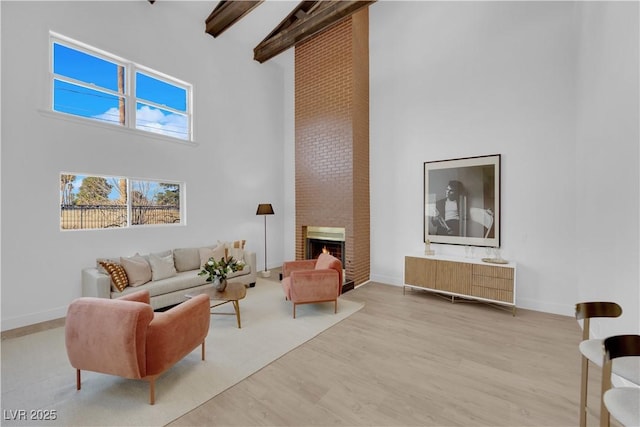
[404,254,517,315]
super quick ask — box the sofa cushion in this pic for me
[173,248,200,272]
[115,270,207,299]
[199,245,225,267]
[149,252,177,281]
[99,261,129,292]
[120,254,152,287]
[109,263,252,300]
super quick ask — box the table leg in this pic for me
[232,300,241,328]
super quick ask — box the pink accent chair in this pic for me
[281,253,343,318]
[65,289,210,404]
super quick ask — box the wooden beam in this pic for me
[254,1,374,63]
[205,1,263,38]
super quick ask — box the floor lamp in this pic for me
[256,203,274,277]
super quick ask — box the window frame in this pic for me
[49,32,193,142]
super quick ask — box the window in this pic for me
[60,173,183,230]
[51,33,192,141]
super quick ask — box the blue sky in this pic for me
[53,42,188,139]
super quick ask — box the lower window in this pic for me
[60,173,183,230]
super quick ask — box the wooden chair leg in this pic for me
[334,300,337,314]
[580,356,588,427]
[600,360,612,427]
[201,341,206,361]
[149,377,156,405]
[76,369,81,390]
[293,303,296,319]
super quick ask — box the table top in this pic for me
[185,282,247,302]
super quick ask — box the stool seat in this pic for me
[601,335,640,427]
[603,387,640,427]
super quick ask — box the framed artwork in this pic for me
[424,154,501,247]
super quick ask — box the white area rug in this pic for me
[1,279,364,426]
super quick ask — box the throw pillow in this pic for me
[149,252,177,281]
[217,240,246,262]
[98,261,129,292]
[218,239,246,249]
[173,247,200,272]
[96,257,120,274]
[120,254,152,287]
[199,245,225,267]
[229,247,245,262]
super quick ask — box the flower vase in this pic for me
[214,278,227,292]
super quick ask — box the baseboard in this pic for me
[1,317,66,340]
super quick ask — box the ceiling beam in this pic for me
[205,1,264,38]
[254,1,374,64]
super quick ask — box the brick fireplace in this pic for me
[294,9,370,285]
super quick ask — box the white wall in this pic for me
[368,1,639,325]
[574,2,640,337]
[1,1,288,330]
[2,1,638,332]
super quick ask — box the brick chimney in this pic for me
[294,9,370,285]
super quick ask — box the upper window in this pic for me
[50,33,192,141]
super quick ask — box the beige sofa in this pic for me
[81,244,257,309]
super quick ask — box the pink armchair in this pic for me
[65,289,210,404]
[281,253,343,318]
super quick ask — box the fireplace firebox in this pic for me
[302,226,354,293]
[305,226,346,267]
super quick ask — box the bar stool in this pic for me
[575,301,623,426]
[600,334,640,427]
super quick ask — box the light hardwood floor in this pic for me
[168,282,608,426]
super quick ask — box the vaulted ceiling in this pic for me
[203,0,375,63]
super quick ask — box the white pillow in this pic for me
[229,247,245,262]
[173,247,200,272]
[120,254,152,287]
[149,252,177,281]
[199,245,225,267]
[217,240,246,262]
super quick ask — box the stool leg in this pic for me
[580,356,588,427]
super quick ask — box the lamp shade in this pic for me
[256,204,274,215]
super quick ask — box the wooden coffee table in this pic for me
[185,282,247,328]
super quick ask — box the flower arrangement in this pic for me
[198,256,245,283]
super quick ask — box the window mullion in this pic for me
[126,66,135,130]
[126,178,132,227]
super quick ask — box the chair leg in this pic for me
[580,356,588,427]
[201,341,206,361]
[334,300,337,314]
[293,303,296,319]
[76,369,81,391]
[600,361,612,427]
[149,377,156,405]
